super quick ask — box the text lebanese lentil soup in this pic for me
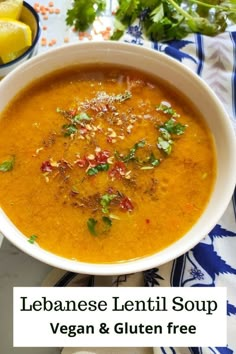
[0,65,216,263]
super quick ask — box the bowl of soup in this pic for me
[0,41,235,275]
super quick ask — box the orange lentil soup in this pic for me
[0,65,216,263]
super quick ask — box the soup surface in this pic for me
[0,65,216,263]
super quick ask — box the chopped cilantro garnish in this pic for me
[159,127,171,141]
[62,124,78,137]
[161,118,186,135]
[157,116,186,155]
[87,216,112,236]
[122,140,146,162]
[149,152,160,167]
[140,152,160,169]
[73,112,91,123]
[0,156,15,172]
[157,137,173,155]
[87,163,109,176]
[28,235,38,244]
[114,90,132,102]
[102,216,112,231]
[100,194,116,213]
[87,218,98,236]
[156,103,180,117]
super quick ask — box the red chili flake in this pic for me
[79,128,87,135]
[40,160,53,172]
[68,109,77,117]
[76,158,88,168]
[76,150,110,170]
[87,158,97,167]
[95,150,110,164]
[107,136,113,143]
[109,161,127,180]
[120,197,134,212]
[146,219,150,224]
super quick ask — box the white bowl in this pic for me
[0,1,41,78]
[0,41,235,275]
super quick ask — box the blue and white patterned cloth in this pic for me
[119,23,236,354]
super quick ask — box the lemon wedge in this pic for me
[0,0,23,20]
[0,18,32,63]
[1,48,26,64]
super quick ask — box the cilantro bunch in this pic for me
[66,0,106,31]
[66,0,236,41]
[111,0,236,41]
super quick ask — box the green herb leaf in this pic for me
[114,90,132,102]
[156,102,179,117]
[157,136,173,155]
[87,167,98,176]
[62,124,78,137]
[151,3,164,23]
[0,156,15,172]
[149,152,160,166]
[96,163,109,172]
[66,0,236,41]
[161,118,186,135]
[28,235,38,244]
[110,18,126,40]
[102,216,112,231]
[122,139,146,162]
[73,112,91,123]
[87,218,98,236]
[100,194,117,213]
[66,0,106,31]
[87,216,112,236]
[87,163,110,176]
[113,0,140,25]
[110,0,236,42]
[159,127,171,140]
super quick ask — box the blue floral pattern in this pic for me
[121,22,236,354]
